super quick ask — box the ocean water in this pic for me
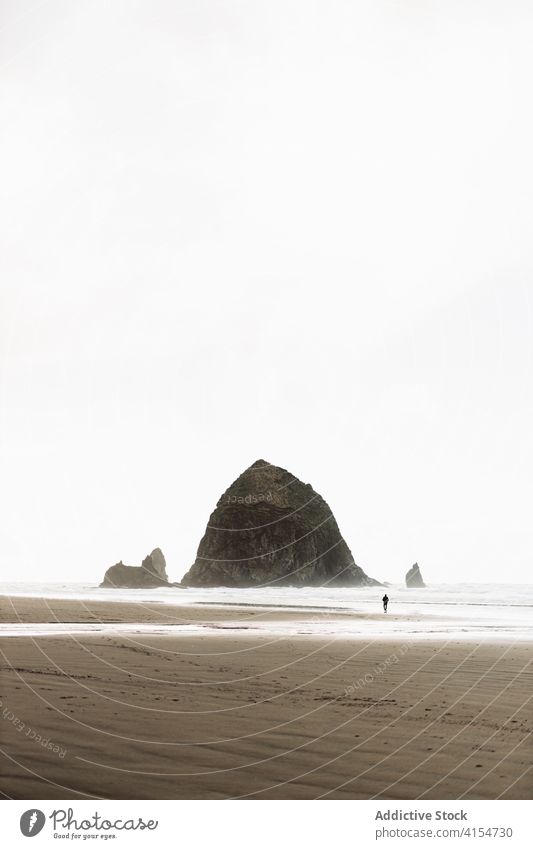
[0,582,532,640]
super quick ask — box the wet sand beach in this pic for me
[0,596,531,799]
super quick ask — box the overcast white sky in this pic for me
[1,0,532,584]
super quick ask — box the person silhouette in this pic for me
[382,594,389,613]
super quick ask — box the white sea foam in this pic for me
[0,582,531,640]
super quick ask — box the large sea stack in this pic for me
[405,562,426,588]
[181,460,380,587]
[100,548,176,588]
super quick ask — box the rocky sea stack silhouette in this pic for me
[181,460,380,587]
[405,562,426,588]
[100,548,179,588]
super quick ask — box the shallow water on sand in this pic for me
[1,582,532,640]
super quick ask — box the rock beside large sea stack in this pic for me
[100,548,176,588]
[181,460,380,588]
[405,562,426,588]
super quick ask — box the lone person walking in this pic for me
[382,593,389,613]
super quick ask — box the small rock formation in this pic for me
[100,548,177,588]
[405,562,426,588]
[181,459,381,587]
[141,548,167,581]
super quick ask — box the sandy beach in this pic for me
[0,595,530,800]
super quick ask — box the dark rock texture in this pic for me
[405,562,426,588]
[100,548,177,588]
[181,460,380,587]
